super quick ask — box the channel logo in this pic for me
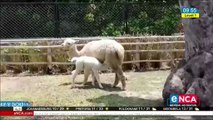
[168,94,199,106]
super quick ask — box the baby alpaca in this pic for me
[71,56,107,89]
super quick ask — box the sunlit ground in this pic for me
[1,70,200,119]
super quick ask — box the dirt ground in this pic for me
[1,71,201,120]
[1,71,170,107]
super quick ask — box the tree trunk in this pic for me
[162,0,213,108]
[179,0,213,60]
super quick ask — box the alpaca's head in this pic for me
[61,38,77,52]
[70,57,79,63]
[61,38,76,47]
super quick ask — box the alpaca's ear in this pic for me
[66,42,72,45]
[68,58,72,62]
[71,59,77,63]
[73,39,79,43]
[70,57,75,61]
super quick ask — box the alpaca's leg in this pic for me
[105,51,125,90]
[92,69,103,89]
[83,68,90,86]
[114,66,126,90]
[108,63,120,88]
[112,72,127,87]
[112,73,119,87]
[88,69,95,86]
[91,71,97,82]
[91,71,95,87]
[71,69,80,88]
[91,71,96,86]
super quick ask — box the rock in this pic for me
[162,50,213,107]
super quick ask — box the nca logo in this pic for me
[168,94,199,106]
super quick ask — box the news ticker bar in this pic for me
[1,107,213,116]
[1,111,213,116]
[1,106,213,111]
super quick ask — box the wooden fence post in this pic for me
[160,43,170,70]
[47,41,52,71]
[135,39,140,71]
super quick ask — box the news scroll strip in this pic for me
[33,111,213,116]
[1,107,213,116]
[1,111,212,116]
[22,106,196,111]
[1,106,213,111]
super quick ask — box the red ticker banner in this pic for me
[0,111,34,116]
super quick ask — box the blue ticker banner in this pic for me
[0,101,32,107]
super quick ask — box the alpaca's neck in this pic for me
[68,45,80,58]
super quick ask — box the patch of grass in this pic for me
[2,71,195,120]
[1,71,169,107]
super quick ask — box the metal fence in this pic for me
[0,2,181,39]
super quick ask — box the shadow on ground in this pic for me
[59,82,123,91]
[87,94,213,120]
[87,94,163,106]
[86,94,192,120]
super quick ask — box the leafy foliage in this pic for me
[0,0,180,38]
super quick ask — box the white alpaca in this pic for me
[70,56,108,89]
[61,38,127,90]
